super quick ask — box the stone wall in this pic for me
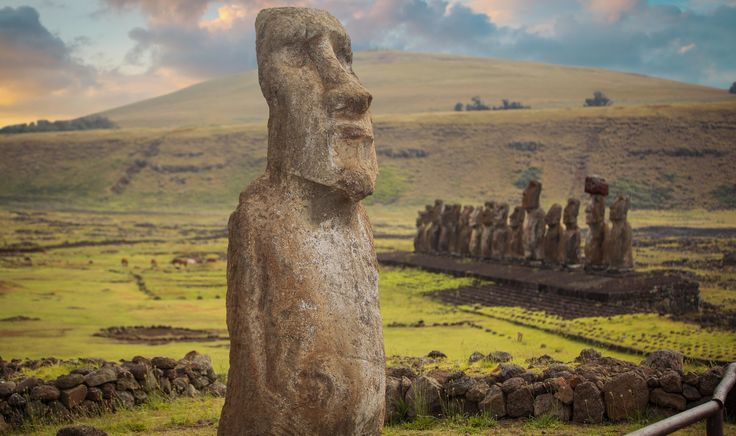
[385,349,731,425]
[0,351,225,431]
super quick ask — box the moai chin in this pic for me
[522,180,545,262]
[480,201,496,258]
[491,202,510,259]
[508,206,526,259]
[219,8,385,435]
[560,198,581,266]
[607,195,634,271]
[543,203,563,264]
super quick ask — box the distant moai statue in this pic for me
[480,201,496,258]
[457,205,474,256]
[543,203,563,264]
[438,204,453,253]
[414,209,431,253]
[522,180,545,262]
[607,195,634,271]
[468,206,483,257]
[584,175,609,269]
[428,199,445,253]
[491,202,510,259]
[560,198,581,266]
[448,204,462,255]
[508,206,526,259]
[420,205,434,252]
[219,8,385,434]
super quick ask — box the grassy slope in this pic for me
[98,51,735,129]
[2,102,736,212]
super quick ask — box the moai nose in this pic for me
[324,83,372,118]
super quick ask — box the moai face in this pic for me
[585,196,605,226]
[563,198,580,228]
[545,204,562,226]
[495,203,509,225]
[256,8,376,201]
[509,206,525,228]
[522,180,542,210]
[610,195,630,222]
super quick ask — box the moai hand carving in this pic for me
[480,201,496,258]
[584,176,609,270]
[457,205,474,256]
[219,8,384,435]
[543,203,563,264]
[522,180,545,262]
[491,202,510,259]
[607,195,634,271]
[508,206,526,259]
[560,198,581,266]
[468,205,484,257]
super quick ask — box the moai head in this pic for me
[563,198,580,228]
[495,203,509,226]
[521,180,542,210]
[545,204,562,227]
[509,206,525,228]
[256,8,376,201]
[610,195,630,222]
[585,195,606,226]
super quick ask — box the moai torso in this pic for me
[491,203,510,259]
[438,205,452,253]
[428,200,444,253]
[543,204,562,264]
[480,202,495,258]
[522,181,545,261]
[457,206,473,256]
[560,198,581,265]
[508,206,526,259]
[468,206,483,257]
[584,195,609,268]
[414,209,430,253]
[448,204,462,255]
[607,195,634,270]
[220,8,384,435]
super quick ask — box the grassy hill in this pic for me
[98,51,735,128]
[2,102,735,213]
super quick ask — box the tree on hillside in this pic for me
[584,91,612,107]
[466,96,491,111]
[454,102,464,111]
[730,82,736,94]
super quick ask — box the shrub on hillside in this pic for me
[712,184,736,208]
[514,167,542,189]
[465,96,491,111]
[454,102,464,111]
[0,115,117,134]
[508,141,544,152]
[494,99,530,110]
[607,178,673,209]
[584,91,612,107]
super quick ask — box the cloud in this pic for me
[0,6,96,107]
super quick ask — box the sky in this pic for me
[1,0,735,125]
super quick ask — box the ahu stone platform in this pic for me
[378,251,700,316]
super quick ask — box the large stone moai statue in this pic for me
[420,205,433,252]
[508,206,525,259]
[457,205,473,256]
[480,201,495,258]
[468,205,483,257]
[560,198,581,266]
[437,204,452,253]
[448,204,462,255]
[414,209,430,253]
[428,199,445,253]
[522,181,545,262]
[543,204,562,264]
[584,175,609,270]
[607,195,634,271]
[219,8,385,435]
[491,202,510,259]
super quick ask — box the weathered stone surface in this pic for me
[643,350,684,374]
[406,376,443,418]
[602,371,649,421]
[560,198,581,265]
[7,393,26,407]
[385,377,404,423]
[15,377,41,393]
[650,388,686,411]
[480,202,495,258]
[100,383,116,400]
[534,393,571,421]
[508,206,525,259]
[115,372,140,392]
[206,381,227,397]
[506,385,534,418]
[682,384,701,401]
[501,377,526,394]
[61,384,88,409]
[523,181,545,261]
[446,373,474,397]
[56,374,84,390]
[84,368,117,387]
[607,195,633,270]
[218,8,385,435]
[426,350,447,359]
[479,384,506,418]
[573,381,604,423]
[150,357,177,370]
[585,175,609,196]
[0,381,16,398]
[487,351,512,363]
[543,204,562,264]
[496,363,526,382]
[584,195,608,268]
[491,203,510,259]
[468,351,485,363]
[132,390,147,404]
[116,391,135,408]
[56,425,108,436]
[659,371,682,393]
[698,367,724,396]
[30,384,60,401]
[465,380,490,402]
[86,387,103,402]
[550,377,574,405]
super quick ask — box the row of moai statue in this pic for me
[414,176,633,271]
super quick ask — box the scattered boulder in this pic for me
[486,351,512,363]
[426,350,447,359]
[468,351,485,363]
[57,425,108,436]
[643,350,684,374]
[650,388,686,411]
[602,371,649,421]
[575,348,601,364]
[495,363,526,382]
[573,381,604,423]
